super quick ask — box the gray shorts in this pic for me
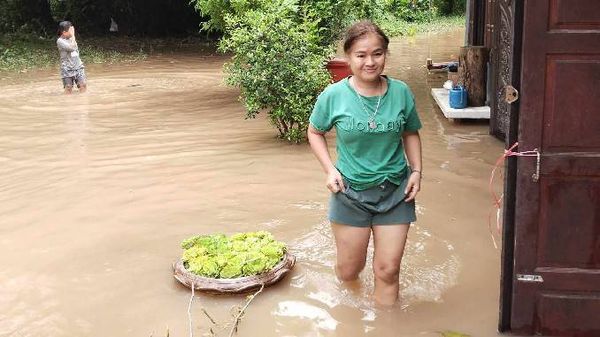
[62,68,86,88]
[329,173,416,227]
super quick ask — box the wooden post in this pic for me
[458,46,489,107]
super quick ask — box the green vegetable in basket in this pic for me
[181,231,287,279]
[260,242,285,257]
[232,240,250,252]
[243,251,267,275]
[219,255,245,278]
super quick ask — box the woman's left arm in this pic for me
[402,131,422,202]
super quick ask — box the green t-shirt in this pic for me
[309,76,422,190]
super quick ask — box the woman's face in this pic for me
[346,33,386,83]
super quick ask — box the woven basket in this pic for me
[173,252,296,294]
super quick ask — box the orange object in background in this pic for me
[326,58,352,82]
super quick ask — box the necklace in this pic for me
[352,77,383,129]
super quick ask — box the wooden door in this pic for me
[511,0,600,336]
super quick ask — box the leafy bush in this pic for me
[0,34,51,71]
[434,0,466,16]
[218,2,332,142]
[193,0,460,142]
[194,0,351,48]
[181,231,287,279]
[192,0,270,33]
[344,0,433,23]
[300,0,356,48]
[0,0,55,35]
[391,0,434,22]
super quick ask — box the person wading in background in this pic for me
[57,21,87,94]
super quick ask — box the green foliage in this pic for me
[299,0,354,48]
[0,34,55,72]
[193,0,463,142]
[358,0,465,21]
[376,14,464,38]
[218,1,332,142]
[391,0,433,22]
[344,0,462,37]
[0,33,147,72]
[2,0,204,36]
[0,0,55,35]
[434,0,466,16]
[192,0,271,33]
[181,231,287,279]
[193,0,359,47]
[346,0,384,21]
[49,0,109,35]
[341,0,434,23]
[50,0,204,36]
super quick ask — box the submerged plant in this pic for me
[438,331,471,337]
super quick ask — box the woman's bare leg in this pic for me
[331,222,371,282]
[371,224,410,305]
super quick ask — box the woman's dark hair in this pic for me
[343,20,390,53]
[57,21,72,36]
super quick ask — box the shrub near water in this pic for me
[181,231,287,279]
[193,0,465,143]
[218,2,332,143]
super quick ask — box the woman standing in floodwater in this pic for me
[307,21,423,305]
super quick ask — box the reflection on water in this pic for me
[289,220,460,312]
[0,29,505,337]
[274,301,339,331]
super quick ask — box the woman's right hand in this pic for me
[326,169,346,193]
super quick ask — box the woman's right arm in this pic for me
[307,125,345,193]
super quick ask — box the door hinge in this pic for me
[516,274,544,283]
[504,85,519,104]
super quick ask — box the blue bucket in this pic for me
[449,86,467,109]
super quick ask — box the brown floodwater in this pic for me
[0,29,506,337]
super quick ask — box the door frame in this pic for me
[497,0,524,332]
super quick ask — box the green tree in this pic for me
[192,0,270,32]
[193,0,368,46]
[0,0,55,35]
[434,0,466,16]
[218,1,332,142]
[193,0,457,142]
[48,0,203,36]
[391,0,434,22]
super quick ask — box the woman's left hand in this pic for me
[404,171,421,202]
